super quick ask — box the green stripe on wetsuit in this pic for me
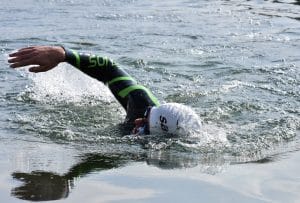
[108,76,135,85]
[72,50,81,69]
[107,76,159,106]
[118,85,159,106]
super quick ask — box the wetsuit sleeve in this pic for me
[63,48,159,121]
[64,48,112,83]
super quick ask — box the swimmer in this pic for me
[8,46,202,136]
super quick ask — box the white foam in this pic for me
[220,80,255,93]
[200,124,229,144]
[180,123,230,151]
[20,63,114,105]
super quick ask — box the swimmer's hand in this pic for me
[8,46,65,73]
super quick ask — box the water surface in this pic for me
[0,0,299,202]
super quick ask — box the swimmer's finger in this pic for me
[9,47,35,58]
[8,52,38,64]
[10,58,38,68]
[29,65,52,73]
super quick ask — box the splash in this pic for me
[175,123,230,153]
[17,63,114,105]
[168,103,228,147]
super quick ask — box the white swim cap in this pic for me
[148,103,202,136]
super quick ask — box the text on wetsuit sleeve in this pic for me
[88,56,109,68]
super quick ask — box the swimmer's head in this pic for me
[133,103,202,136]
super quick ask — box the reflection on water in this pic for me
[11,150,230,201]
[11,153,132,201]
[12,143,293,202]
[12,172,70,201]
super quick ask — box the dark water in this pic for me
[1,0,300,202]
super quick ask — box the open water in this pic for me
[0,0,300,202]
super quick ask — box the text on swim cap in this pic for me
[159,116,168,132]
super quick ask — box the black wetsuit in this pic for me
[64,48,160,125]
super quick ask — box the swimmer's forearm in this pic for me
[8,45,113,74]
[63,48,114,70]
[8,46,115,80]
[63,47,118,83]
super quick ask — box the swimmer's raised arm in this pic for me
[8,46,65,73]
[8,46,123,83]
